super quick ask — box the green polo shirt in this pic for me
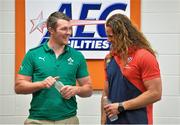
[18,42,89,120]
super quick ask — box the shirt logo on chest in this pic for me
[67,57,74,65]
[38,57,45,61]
[124,57,133,69]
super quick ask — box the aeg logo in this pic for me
[41,3,128,51]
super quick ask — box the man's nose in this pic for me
[67,28,72,35]
[107,37,111,42]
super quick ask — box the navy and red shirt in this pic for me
[104,49,160,124]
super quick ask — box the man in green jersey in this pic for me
[15,11,92,125]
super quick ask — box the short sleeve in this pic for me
[18,50,34,76]
[138,50,160,82]
[76,53,89,78]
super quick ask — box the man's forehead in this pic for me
[57,19,71,26]
[57,19,70,23]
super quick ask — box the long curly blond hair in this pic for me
[106,13,155,64]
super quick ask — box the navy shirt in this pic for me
[106,57,148,124]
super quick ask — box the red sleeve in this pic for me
[138,50,161,82]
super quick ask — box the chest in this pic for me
[32,53,79,79]
[112,56,141,80]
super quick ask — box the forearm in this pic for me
[123,90,161,110]
[76,84,92,97]
[122,78,162,111]
[15,80,44,94]
[101,92,107,124]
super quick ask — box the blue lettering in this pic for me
[41,3,127,52]
[75,4,101,37]
[58,3,72,18]
[98,3,127,37]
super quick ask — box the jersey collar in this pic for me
[43,40,70,52]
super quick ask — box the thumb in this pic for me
[54,76,60,81]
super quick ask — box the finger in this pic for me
[60,85,68,91]
[46,81,53,88]
[46,78,54,86]
[63,90,72,98]
[104,104,110,110]
[104,107,109,115]
[44,82,51,88]
[60,87,69,96]
[62,88,74,99]
[107,112,111,117]
[62,93,71,99]
[45,78,56,87]
[108,114,114,118]
[42,80,50,88]
[64,95,71,99]
[107,108,113,116]
[63,96,71,100]
[105,107,112,115]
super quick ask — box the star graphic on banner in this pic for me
[29,11,105,34]
[29,11,46,34]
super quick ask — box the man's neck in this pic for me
[48,40,65,58]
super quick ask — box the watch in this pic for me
[118,102,125,113]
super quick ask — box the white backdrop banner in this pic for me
[26,0,130,59]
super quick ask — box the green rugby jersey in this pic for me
[18,42,89,120]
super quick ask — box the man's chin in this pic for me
[63,41,69,45]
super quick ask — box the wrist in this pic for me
[76,86,81,95]
[40,82,45,89]
[118,102,125,113]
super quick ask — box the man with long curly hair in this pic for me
[101,13,162,124]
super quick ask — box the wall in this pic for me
[0,0,180,124]
[142,0,180,124]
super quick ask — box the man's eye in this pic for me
[61,28,67,31]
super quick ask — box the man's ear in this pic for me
[48,27,55,34]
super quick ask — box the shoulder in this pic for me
[24,44,45,58]
[136,49,153,55]
[28,44,44,52]
[68,46,84,57]
[105,53,111,59]
[135,49,160,81]
[135,49,156,59]
[135,49,158,67]
[104,53,114,67]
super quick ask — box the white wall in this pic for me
[0,0,180,124]
[142,0,180,124]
